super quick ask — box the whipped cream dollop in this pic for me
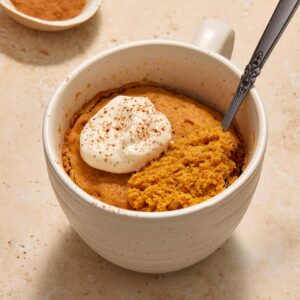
[80,95,172,173]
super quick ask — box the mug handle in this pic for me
[192,19,235,60]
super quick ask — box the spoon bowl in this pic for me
[0,0,102,31]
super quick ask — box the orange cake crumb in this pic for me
[127,125,245,212]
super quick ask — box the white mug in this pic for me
[43,20,267,273]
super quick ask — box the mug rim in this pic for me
[43,39,268,219]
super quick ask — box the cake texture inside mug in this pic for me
[62,84,246,212]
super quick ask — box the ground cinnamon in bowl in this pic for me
[10,0,87,21]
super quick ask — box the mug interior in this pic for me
[44,40,266,213]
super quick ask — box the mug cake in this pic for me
[62,83,246,212]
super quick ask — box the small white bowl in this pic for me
[0,0,101,31]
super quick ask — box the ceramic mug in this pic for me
[43,20,268,273]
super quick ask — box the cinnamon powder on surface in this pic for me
[11,0,87,21]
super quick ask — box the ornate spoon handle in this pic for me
[222,0,300,130]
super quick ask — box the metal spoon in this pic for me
[222,0,300,130]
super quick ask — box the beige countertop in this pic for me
[1,0,300,299]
